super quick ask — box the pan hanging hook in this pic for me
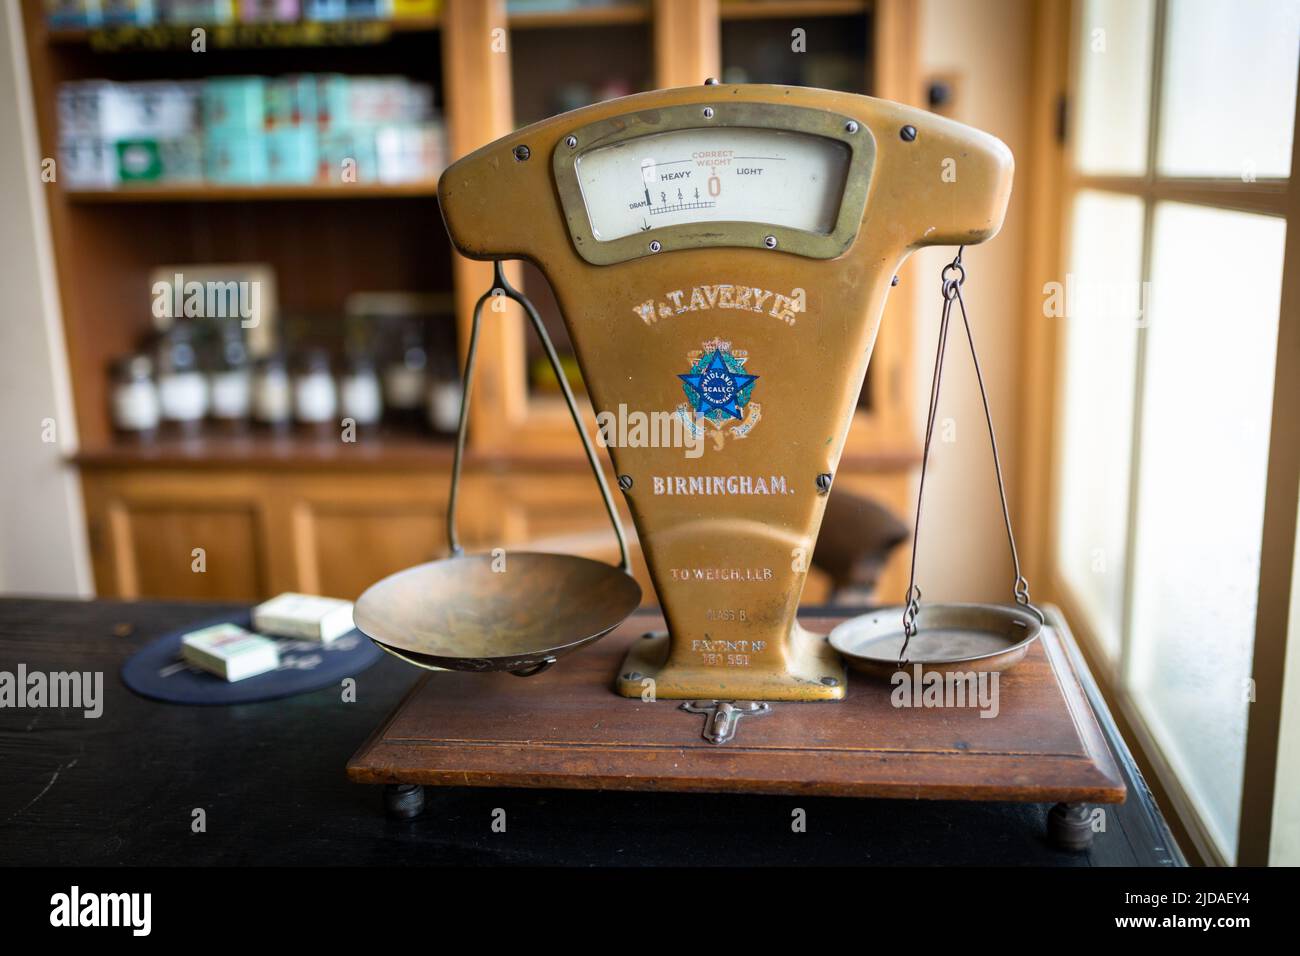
[445,261,633,575]
[899,248,1043,668]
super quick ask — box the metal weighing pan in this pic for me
[832,251,1044,681]
[829,603,1042,678]
[355,552,641,677]
[352,262,641,677]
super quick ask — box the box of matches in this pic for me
[181,623,280,682]
[252,592,354,645]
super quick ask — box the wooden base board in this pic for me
[348,613,1126,803]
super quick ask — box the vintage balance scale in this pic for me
[348,83,1125,843]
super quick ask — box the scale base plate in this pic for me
[347,611,1126,804]
[613,624,847,702]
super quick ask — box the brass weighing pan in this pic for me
[353,263,641,677]
[355,552,641,677]
[830,249,1044,681]
[830,602,1041,678]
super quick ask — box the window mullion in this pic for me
[1117,0,1167,691]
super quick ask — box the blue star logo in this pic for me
[678,349,759,421]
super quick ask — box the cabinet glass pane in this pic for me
[1129,202,1286,861]
[1055,191,1144,658]
[1158,0,1300,178]
[1075,0,1155,175]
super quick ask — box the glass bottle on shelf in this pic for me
[294,348,337,436]
[155,323,208,437]
[110,353,161,440]
[252,353,293,432]
[339,353,383,433]
[383,322,428,430]
[208,326,252,433]
[426,349,461,436]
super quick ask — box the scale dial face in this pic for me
[574,127,851,242]
[552,102,874,265]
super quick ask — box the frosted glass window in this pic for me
[1129,202,1286,861]
[1055,191,1145,658]
[1158,0,1300,178]
[1075,0,1155,175]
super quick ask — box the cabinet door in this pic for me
[83,472,271,601]
[284,472,511,601]
[476,471,655,605]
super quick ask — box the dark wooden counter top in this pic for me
[0,597,1181,866]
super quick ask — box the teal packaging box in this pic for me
[46,1,104,28]
[319,129,376,183]
[115,136,202,182]
[304,0,347,20]
[266,75,318,128]
[205,132,269,183]
[265,127,319,183]
[203,77,266,133]
[101,0,157,25]
[315,74,350,131]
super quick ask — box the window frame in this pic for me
[1033,0,1300,866]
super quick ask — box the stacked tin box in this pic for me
[58,74,446,188]
[58,80,204,188]
[44,2,440,27]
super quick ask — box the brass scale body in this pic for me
[438,84,1013,701]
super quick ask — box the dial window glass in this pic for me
[574,127,851,242]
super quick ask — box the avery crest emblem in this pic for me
[675,338,762,450]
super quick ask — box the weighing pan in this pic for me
[829,602,1042,679]
[832,250,1044,681]
[354,552,642,676]
[352,262,641,677]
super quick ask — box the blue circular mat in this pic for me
[121,611,383,705]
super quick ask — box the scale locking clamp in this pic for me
[681,700,773,745]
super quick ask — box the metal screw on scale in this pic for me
[900,124,918,142]
[816,472,833,494]
[513,144,531,162]
[618,474,633,491]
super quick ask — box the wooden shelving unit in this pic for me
[45,16,441,48]
[22,0,922,604]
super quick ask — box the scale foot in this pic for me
[383,783,425,820]
[1047,802,1093,851]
